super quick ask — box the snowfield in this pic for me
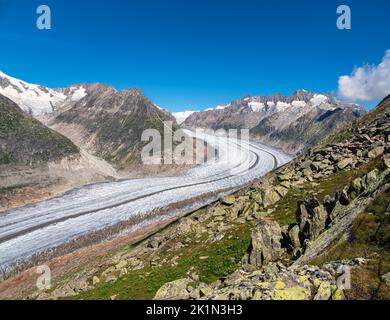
[0,131,291,268]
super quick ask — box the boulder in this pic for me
[288,225,301,249]
[222,195,236,206]
[242,201,261,218]
[310,205,328,239]
[323,195,337,215]
[351,177,362,193]
[148,236,166,249]
[297,196,328,241]
[115,260,127,271]
[262,188,281,208]
[278,171,294,181]
[368,146,384,159]
[211,206,226,217]
[249,220,283,267]
[92,276,100,286]
[154,278,192,300]
[297,196,320,231]
[337,158,353,170]
[251,192,263,205]
[381,272,390,286]
[172,217,196,237]
[365,169,379,188]
[384,155,390,169]
[274,185,289,197]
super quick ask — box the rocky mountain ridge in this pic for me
[0,70,89,116]
[45,84,179,171]
[0,70,184,174]
[183,90,365,154]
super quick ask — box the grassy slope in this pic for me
[0,95,79,165]
[74,217,252,300]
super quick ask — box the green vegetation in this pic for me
[327,95,390,145]
[0,95,79,164]
[272,157,385,227]
[311,186,390,299]
[73,222,252,300]
[0,184,29,196]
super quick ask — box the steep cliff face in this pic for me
[183,91,365,154]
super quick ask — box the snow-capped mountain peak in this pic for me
[0,70,86,116]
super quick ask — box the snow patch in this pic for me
[0,70,67,116]
[69,86,87,102]
[173,111,196,124]
[215,104,230,110]
[291,100,307,108]
[275,101,290,111]
[267,101,275,107]
[249,101,265,112]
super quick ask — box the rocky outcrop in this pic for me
[249,220,283,268]
[171,261,358,300]
[297,197,327,242]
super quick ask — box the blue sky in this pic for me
[0,0,389,111]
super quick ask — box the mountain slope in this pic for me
[0,93,117,211]
[183,91,365,154]
[46,84,179,171]
[0,70,184,172]
[0,94,79,165]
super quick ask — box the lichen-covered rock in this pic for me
[222,195,236,206]
[154,278,192,300]
[288,225,301,249]
[381,272,390,286]
[251,192,263,205]
[115,260,127,271]
[262,188,281,208]
[171,217,196,237]
[195,263,342,301]
[274,185,289,197]
[384,155,390,169]
[278,171,294,181]
[337,158,353,170]
[211,207,226,217]
[368,146,384,158]
[249,220,283,267]
[297,196,328,241]
[351,177,362,193]
[92,276,100,286]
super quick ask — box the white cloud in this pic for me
[338,49,390,102]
